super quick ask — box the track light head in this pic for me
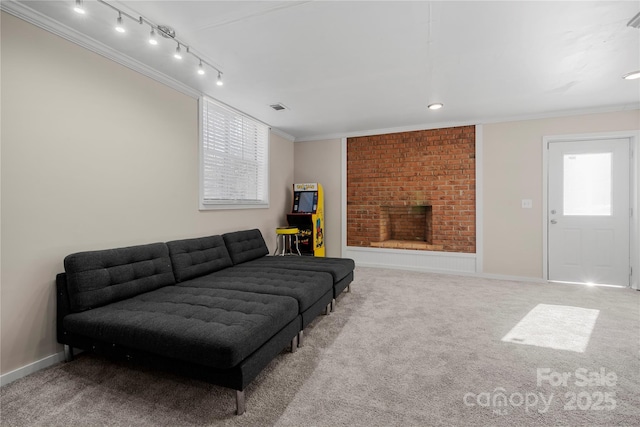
[197,60,205,75]
[217,72,223,86]
[115,13,125,33]
[73,0,85,15]
[623,70,640,80]
[149,28,158,45]
[174,44,182,60]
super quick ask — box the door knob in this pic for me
[550,219,558,224]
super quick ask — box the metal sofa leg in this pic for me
[290,335,298,353]
[64,345,74,362]
[331,298,336,312]
[298,330,304,347]
[324,303,331,315]
[236,390,245,415]
[347,284,351,293]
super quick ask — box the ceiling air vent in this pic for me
[270,103,287,111]
[628,11,640,28]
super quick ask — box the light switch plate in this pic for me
[522,199,533,209]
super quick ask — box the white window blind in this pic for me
[199,97,269,209]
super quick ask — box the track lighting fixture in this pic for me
[73,0,85,14]
[75,0,224,88]
[115,13,125,33]
[149,28,158,45]
[428,103,444,110]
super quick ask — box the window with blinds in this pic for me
[199,97,269,209]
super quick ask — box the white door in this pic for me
[548,138,630,286]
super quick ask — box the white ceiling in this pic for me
[6,1,640,140]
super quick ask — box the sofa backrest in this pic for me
[166,235,233,282]
[222,229,269,264]
[64,242,175,312]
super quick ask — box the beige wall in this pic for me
[482,111,640,278]
[301,111,639,278]
[0,13,294,375]
[294,139,343,257]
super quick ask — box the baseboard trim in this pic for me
[355,261,475,276]
[474,272,548,284]
[0,351,66,387]
[356,263,548,284]
[346,246,477,274]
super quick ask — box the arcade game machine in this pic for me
[287,183,325,257]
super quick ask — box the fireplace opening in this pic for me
[371,205,443,250]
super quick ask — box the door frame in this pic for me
[542,130,639,289]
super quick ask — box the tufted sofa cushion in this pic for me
[222,229,269,265]
[166,235,233,282]
[180,267,333,312]
[63,286,298,368]
[240,256,356,282]
[64,243,175,312]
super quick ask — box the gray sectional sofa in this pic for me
[56,229,354,415]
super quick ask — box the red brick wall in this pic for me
[347,126,476,253]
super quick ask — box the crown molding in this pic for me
[1,0,202,99]
[294,119,480,142]
[269,127,296,142]
[294,103,640,142]
[3,1,637,145]
[0,1,298,138]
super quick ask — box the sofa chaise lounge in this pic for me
[56,229,354,415]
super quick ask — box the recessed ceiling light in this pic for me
[622,70,640,80]
[428,103,444,110]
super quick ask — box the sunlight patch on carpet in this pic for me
[501,304,599,353]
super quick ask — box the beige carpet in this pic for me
[2,267,639,426]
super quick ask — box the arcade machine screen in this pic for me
[297,191,316,213]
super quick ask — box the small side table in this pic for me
[274,227,301,256]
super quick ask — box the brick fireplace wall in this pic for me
[347,126,476,253]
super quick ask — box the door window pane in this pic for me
[563,153,611,216]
